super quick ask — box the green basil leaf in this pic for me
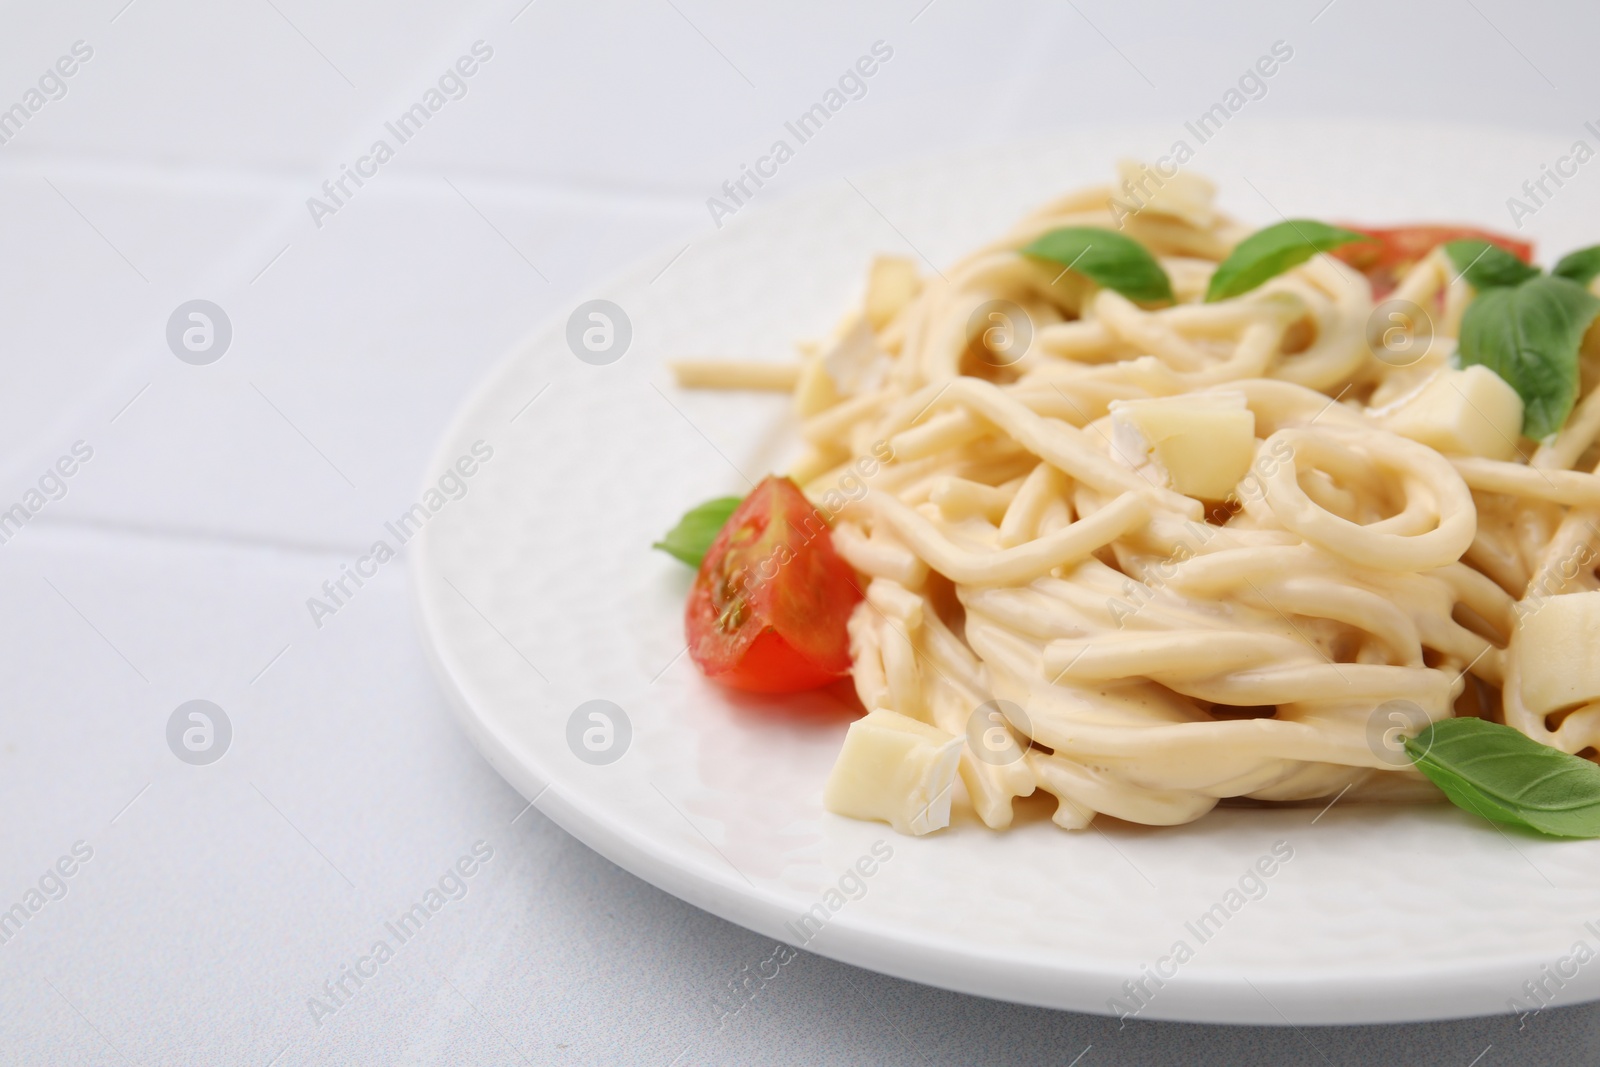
[653,495,742,567]
[1553,245,1600,288]
[1442,239,1542,289]
[1405,717,1600,837]
[1457,275,1600,440]
[1204,220,1366,302]
[1022,227,1174,304]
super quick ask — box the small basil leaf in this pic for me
[1204,220,1366,302]
[1022,227,1174,304]
[1553,245,1600,288]
[1405,717,1600,838]
[1458,275,1600,440]
[653,495,742,567]
[1442,239,1541,290]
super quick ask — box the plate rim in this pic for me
[410,119,1600,1025]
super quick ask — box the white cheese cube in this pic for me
[1516,591,1600,717]
[793,356,841,416]
[1109,392,1256,501]
[1384,365,1524,460]
[823,709,962,835]
[1116,160,1217,229]
[865,256,921,330]
[821,314,887,398]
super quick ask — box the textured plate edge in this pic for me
[407,120,1600,1025]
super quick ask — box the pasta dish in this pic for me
[658,163,1600,837]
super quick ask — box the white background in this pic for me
[2,1,1599,1063]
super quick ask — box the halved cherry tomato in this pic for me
[685,475,861,693]
[1331,225,1535,298]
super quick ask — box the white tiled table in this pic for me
[3,1,1599,1062]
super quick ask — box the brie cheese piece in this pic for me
[1384,365,1523,460]
[823,709,962,835]
[1109,392,1256,501]
[1516,591,1600,718]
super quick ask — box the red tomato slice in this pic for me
[1331,225,1535,298]
[685,475,861,694]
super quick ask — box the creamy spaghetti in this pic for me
[671,165,1600,833]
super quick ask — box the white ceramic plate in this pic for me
[412,120,1600,1024]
